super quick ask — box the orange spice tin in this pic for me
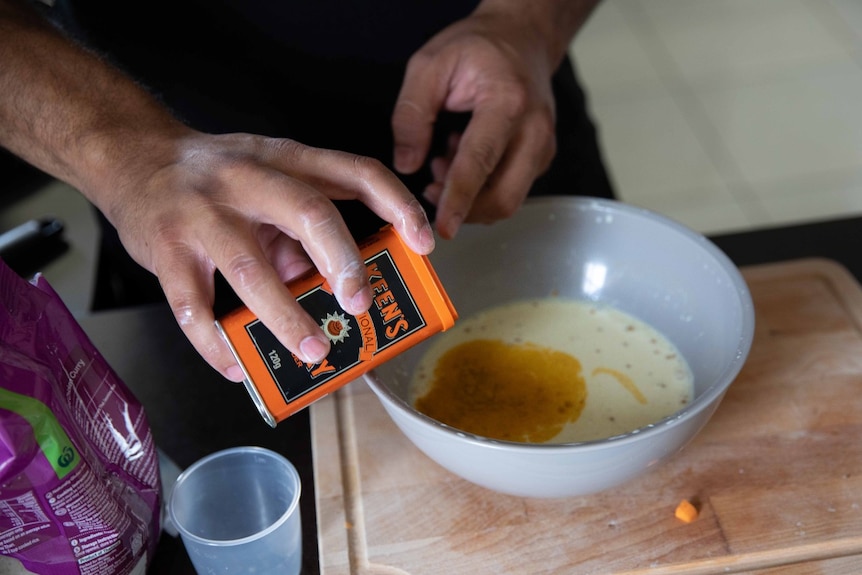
[216,225,458,427]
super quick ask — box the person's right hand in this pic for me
[97,130,435,382]
[0,0,437,383]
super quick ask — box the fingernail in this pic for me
[419,224,435,252]
[347,287,372,315]
[301,335,330,364]
[225,364,245,382]
[394,146,417,173]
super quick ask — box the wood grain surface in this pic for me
[311,258,862,574]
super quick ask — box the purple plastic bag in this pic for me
[0,259,159,574]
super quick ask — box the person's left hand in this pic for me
[390,2,565,239]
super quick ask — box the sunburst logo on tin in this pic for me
[321,312,351,344]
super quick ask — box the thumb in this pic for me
[391,58,448,175]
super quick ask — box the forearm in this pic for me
[473,0,601,69]
[0,1,190,216]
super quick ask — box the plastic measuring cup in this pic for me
[168,446,302,575]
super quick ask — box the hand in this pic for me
[104,131,435,381]
[0,1,435,383]
[391,2,563,239]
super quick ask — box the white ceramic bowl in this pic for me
[364,197,754,498]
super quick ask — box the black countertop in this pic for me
[76,213,862,574]
[710,215,861,283]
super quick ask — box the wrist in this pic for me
[473,0,601,68]
[0,2,193,220]
[74,121,198,234]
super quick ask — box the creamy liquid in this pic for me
[410,298,693,443]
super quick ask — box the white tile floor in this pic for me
[6,0,862,312]
[571,0,862,234]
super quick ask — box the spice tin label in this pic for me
[243,249,426,403]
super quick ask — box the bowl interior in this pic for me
[369,197,754,442]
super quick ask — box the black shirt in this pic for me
[48,0,615,308]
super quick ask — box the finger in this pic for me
[265,141,435,255]
[259,228,315,283]
[423,153,452,207]
[154,246,246,381]
[391,101,435,175]
[465,114,556,222]
[391,53,450,175]
[429,132,460,184]
[430,155,451,185]
[423,181,444,206]
[435,105,517,238]
[207,211,335,367]
[226,168,373,319]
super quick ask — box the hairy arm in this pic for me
[0,1,187,204]
[0,0,435,380]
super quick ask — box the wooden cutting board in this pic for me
[311,258,862,574]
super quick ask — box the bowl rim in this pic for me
[364,196,756,453]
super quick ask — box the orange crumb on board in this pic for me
[675,499,698,523]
